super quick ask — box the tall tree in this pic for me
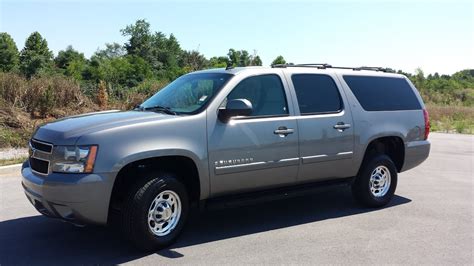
[121,19,153,60]
[227,49,240,66]
[0,32,19,72]
[249,50,262,66]
[95,43,126,59]
[251,56,262,66]
[151,32,183,77]
[121,19,184,79]
[55,45,87,79]
[271,55,286,66]
[19,31,53,77]
[239,50,250,66]
[413,67,425,88]
[227,49,259,67]
[180,50,209,71]
[55,45,85,69]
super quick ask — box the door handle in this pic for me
[333,122,351,131]
[274,126,294,136]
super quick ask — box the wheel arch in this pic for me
[108,152,205,224]
[359,135,405,173]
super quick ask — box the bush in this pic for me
[426,104,474,133]
[115,79,167,109]
[0,72,27,107]
[0,72,90,117]
[37,85,55,117]
[0,126,30,148]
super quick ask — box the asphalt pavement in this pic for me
[0,133,472,265]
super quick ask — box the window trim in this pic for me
[223,73,290,120]
[232,113,290,120]
[291,73,344,116]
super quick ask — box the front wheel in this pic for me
[121,174,189,251]
[352,154,398,207]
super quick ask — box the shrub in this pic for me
[37,85,55,117]
[0,72,89,117]
[117,79,168,109]
[0,126,30,148]
[0,72,27,108]
[455,121,467,134]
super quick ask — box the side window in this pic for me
[291,74,342,114]
[343,75,422,111]
[227,74,288,117]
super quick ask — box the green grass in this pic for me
[0,156,27,166]
[0,127,30,148]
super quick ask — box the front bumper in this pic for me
[21,161,114,225]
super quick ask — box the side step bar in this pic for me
[203,177,354,211]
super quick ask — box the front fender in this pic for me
[111,149,209,199]
[77,112,210,199]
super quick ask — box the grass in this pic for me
[0,156,27,166]
[0,127,31,149]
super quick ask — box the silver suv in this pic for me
[22,64,431,250]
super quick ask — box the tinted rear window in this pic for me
[343,75,421,111]
[291,74,342,114]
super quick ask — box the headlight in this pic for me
[51,145,98,173]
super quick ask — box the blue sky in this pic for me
[1,0,472,74]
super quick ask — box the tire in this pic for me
[121,173,189,251]
[352,154,398,208]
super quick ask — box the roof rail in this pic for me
[271,63,395,73]
[271,63,331,69]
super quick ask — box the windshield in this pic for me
[139,73,233,114]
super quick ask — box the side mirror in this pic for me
[218,99,253,122]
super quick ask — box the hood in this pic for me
[33,110,176,145]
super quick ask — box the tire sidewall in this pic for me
[131,174,189,249]
[357,154,398,206]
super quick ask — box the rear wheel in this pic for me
[352,154,398,207]
[121,173,189,251]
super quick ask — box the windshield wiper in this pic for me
[135,105,177,115]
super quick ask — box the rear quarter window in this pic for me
[343,75,421,111]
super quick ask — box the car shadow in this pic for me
[0,186,411,264]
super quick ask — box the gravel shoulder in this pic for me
[0,148,28,160]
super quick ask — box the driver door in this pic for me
[207,73,299,196]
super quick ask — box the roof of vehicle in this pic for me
[192,65,406,78]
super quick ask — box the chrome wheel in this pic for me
[369,165,391,197]
[147,190,182,237]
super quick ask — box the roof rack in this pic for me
[271,63,395,73]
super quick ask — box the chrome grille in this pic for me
[29,139,53,175]
[29,157,50,175]
[30,139,53,153]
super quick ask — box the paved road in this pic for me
[0,133,472,265]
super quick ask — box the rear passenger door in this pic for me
[286,73,355,182]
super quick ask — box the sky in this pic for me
[1,0,472,75]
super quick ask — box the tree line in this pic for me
[0,18,472,107]
[0,20,281,93]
